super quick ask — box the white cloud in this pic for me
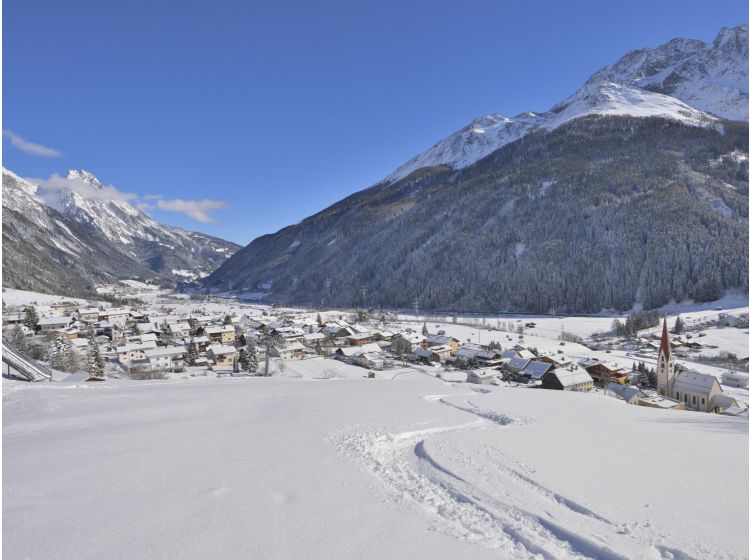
[155,198,230,223]
[29,173,137,205]
[3,130,62,157]
[22,171,230,224]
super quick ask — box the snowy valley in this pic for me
[2,284,748,559]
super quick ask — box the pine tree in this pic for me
[245,343,259,375]
[185,337,198,366]
[421,322,428,336]
[673,315,685,334]
[23,306,39,331]
[232,357,240,374]
[10,325,28,353]
[316,313,322,327]
[48,332,75,372]
[85,336,105,377]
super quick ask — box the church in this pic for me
[656,318,736,413]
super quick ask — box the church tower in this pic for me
[656,318,675,396]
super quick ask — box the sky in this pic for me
[3,0,748,245]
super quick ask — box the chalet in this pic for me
[521,360,553,383]
[302,332,327,347]
[335,343,382,359]
[206,344,238,367]
[455,344,503,367]
[578,359,629,386]
[37,316,73,333]
[507,357,532,373]
[391,333,425,356]
[423,334,459,355]
[371,331,395,342]
[273,326,306,342]
[415,347,441,365]
[204,326,236,345]
[541,369,594,391]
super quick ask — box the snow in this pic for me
[3,375,747,559]
[384,26,745,184]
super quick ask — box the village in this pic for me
[2,283,748,415]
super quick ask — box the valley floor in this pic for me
[3,373,747,560]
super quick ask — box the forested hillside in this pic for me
[205,116,748,313]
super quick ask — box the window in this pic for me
[692,396,696,405]
[702,398,705,405]
[676,392,680,400]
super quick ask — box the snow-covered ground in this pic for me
[3,375,747,560]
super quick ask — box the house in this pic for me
[76,307,101,322]
[391,333,425,356]
[2,313,24,325]
[302,332,326,348]
[467,369,496,385]
[455,344,503,367]
[99,309,130,328]
[206,344,238,367]
[144,346,186,371]
[722,372,749,388]
[415,347,441,365]
[423,334,459,355]
[51,301,78,314]
[346,332,373,346]
[506,357,532,373]
[115,341,158,366]
[579,359,629,386]
[166,321,192,339]
[36,316,73,333]
[606,383,644,404]
[521,360,553,383]
[204,326,236,345]
[637,395,686,410]
[541,369,594,391]
[271,342,305,360]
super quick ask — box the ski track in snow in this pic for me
[332,391,707,560]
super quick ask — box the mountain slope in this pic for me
[2,170,157,297]
[385,25,746,183]
[42,170,240,282]
[205,116,748,312]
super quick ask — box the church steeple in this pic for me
[656,317,675,397]
[659,318,671,360]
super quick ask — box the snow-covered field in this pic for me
[3,374,747,560]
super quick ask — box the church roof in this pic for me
[659,318,671,359]
[672,371,719,395]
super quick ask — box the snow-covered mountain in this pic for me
[2,167,241,295]
[2,169,156,297]
[39,169,240,282]
[386,25,747,183]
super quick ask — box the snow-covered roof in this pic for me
[37,316,72,326]
[205,326,234,334]
[522,360,553,380]
[553,369,594,387]
[145,346,186,358]
[207,344,237,356]
[672,371,720,395]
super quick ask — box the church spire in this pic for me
[659,317,671,359]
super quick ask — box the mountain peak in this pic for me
[66,169,104,188]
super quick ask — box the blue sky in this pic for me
[3,0,747,244]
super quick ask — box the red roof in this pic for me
[659,318,671,359]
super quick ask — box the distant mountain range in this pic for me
[204,25,749,313]
[2,168,240,297]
